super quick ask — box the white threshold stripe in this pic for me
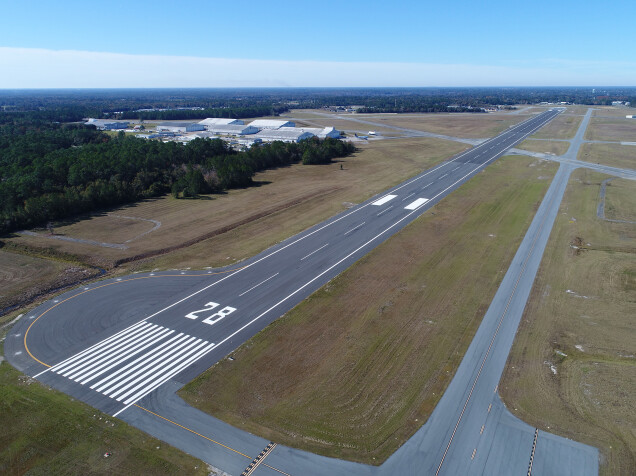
[239,273,280,296]
[344,222,365,235]
[405,198,429,210]
[57,324,160,376]
[41,322,148,377]
[111,110,560,417]
[75,328,175,384]
[61,324,165,378]
[371,194,397,206]
[92,333,188,391]
[66,325,168,380]
[109,338,204,399]
[114,339,209,402]
[377,205,394,217]
[300,244,329,261]
[114,341,218,413]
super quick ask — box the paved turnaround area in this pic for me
[7,108,599,475]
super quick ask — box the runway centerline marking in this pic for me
[344,222,366,235]
[300,244,329,261]
[239,273,280,296]
[377,205,394,217]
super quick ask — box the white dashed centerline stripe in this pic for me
[401,192,415,201]
[300,244,329,261]
[439,173,448,179]
[239,273,280,296]
[344,222,365,235]
[377,205,394,217]
[405,198,429,210]
[371,194,397,206]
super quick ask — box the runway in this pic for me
[7,108,598,474]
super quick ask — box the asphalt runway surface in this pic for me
[7,108,599,475]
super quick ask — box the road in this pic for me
[6,108,599,475]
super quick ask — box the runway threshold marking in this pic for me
[134,404,291,476]
[434,160,568,476]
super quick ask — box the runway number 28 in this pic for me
[185,302,237,326]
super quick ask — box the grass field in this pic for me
[0,357,207,475]
[0,250,99,313]
[593,107,636,118]
[578,143,636,170]
[5,138,466,272]
[585,117,636,142]
[179,156,558,464]
[500,169,636,476]
[604,179,636,222]
[516,139,570,156]
[530,114,583,139]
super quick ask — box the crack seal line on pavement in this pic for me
[434,164,569,475]
[134,404,290,476]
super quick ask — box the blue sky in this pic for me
[1,0,634,87]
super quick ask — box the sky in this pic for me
[1,0,635,88]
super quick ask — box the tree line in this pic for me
[0,116,354,234]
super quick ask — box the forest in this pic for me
[0,114,355,235]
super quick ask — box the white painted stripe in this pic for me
[239,273,280,296]
[66,325,167,380]
[97,335,196,394]
[75,328,174,384]
[439,173,448,179]
[92,333,188,392]
[114,339,208,402]
[344,222,365,235]
[405,198,429,210]
[401,192,415,201]
[371,194,397,206]
[300,244,329,261]
[48,322,148,375]
[119,341,217,405]
[376,205,394,217]
[55,323,158,375]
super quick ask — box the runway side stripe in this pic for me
[405,198,429,210]
[372,194,397,206]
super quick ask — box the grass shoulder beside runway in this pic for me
[179,156,558,464]
[500,169,636,476]
[0,354,207,475]
[516,139,570,156]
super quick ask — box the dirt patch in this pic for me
[180,156,558,464]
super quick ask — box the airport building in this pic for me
[156,122,205,133]
[248,119,295,130]
[254,128,315,143]
[85,118,129,130]
[198,118,244,128]
[278,126,340,139]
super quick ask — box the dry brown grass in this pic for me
[593,107,636,118]
[578,143,636,170]
[180,156,558,464]
[0,251,98,312]
[530,114,583,140]
[500,169,636,476]
[604,179,636,222]
[585,117,636,141]
[516,139,570,156]
[5,138,466,271]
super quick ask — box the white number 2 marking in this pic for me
[185,301,237,326]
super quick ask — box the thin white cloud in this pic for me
[1,47,635,88]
